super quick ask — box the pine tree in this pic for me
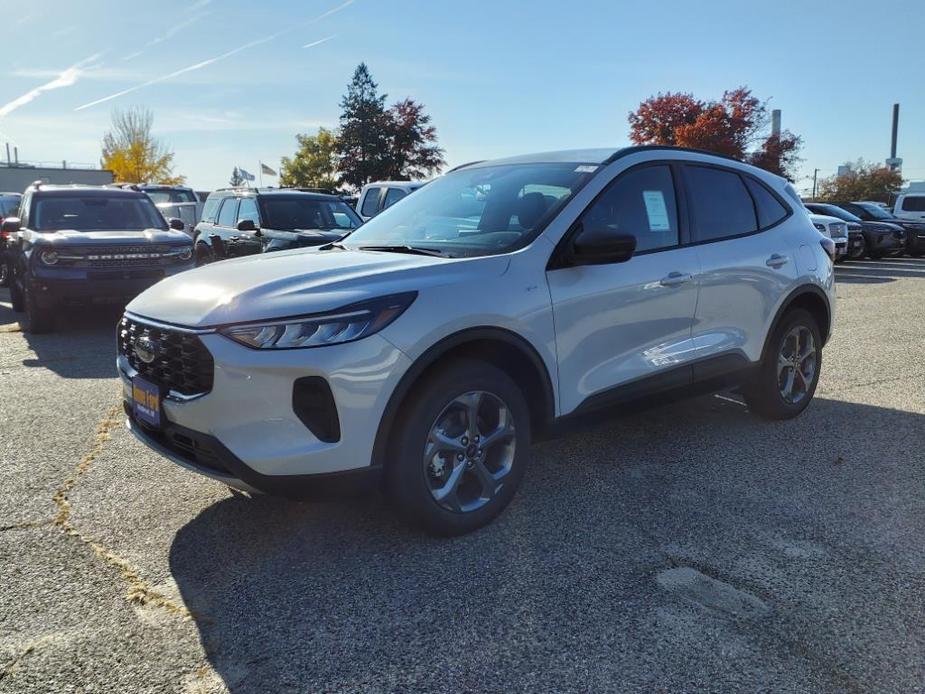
[229,167,245,187]
[336,63,392,188]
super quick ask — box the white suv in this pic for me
[118,147,835,535]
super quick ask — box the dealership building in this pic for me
[0,161,113,193]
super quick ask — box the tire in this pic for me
[22,283,54,334]
[744,308,821,420]
[9,273,24,312]
[194,242,214,266]
[385,358,531,536]
[0,261,8,287]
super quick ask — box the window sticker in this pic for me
[642,190,671,231]
[575,165,598,173]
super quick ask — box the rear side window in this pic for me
[686,165,757,242]
[201,196,221,223]
[744,177,789,229]
[383,188,407,210]
[216,198,238,227]
[360,188,381,217]
[901,196,925,212]
[582,164,680,253]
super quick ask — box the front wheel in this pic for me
[22,283,54,333]
[847,237,866,260]
[385,358,531,536]
[744,309,821,420]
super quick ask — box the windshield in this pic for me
[32,195,167,232]
[0,196,20,217]
[810,204,861,223]
[854,203,892,220]
[259,197,362,231]
[144,189,197,204]
[341,162,595,258]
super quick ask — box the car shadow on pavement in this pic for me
[168,394,925,692]
[835,256,925,284]
[0,288,122,379]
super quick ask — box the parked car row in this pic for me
[804,201,925,259]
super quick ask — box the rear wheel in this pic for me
[194,242,214,266]
[385,358,531,536]
[744,309,821,420]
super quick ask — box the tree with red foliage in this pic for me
[385,98,445,181]
[628,86,802,180]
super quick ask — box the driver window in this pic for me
[582,165,679,253]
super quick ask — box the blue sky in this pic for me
[1,0,923,192]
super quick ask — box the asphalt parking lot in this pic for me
[2,257,925,693]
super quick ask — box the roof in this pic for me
[30,184,147,197]
[456,145,747,172]
[209,187,343,201]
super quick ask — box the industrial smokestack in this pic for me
[771,109,781,137]
[4,143,9,166]
[890,103,899,159]
[13,146,18,164]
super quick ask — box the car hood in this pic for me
[32,228,191,245]
[126,247,510,328]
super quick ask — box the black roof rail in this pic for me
[603,145,744,165]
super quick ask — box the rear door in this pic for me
[684,164,799,369]
[547,162,702,415]
[212,197,239,258]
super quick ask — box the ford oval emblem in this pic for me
[134,334,159,364]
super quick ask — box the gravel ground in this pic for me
[1,257,924,693]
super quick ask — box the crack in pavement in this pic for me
[0,636,53,684]
[51,403,191,619]
[0,520,51,532]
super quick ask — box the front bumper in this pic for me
[29,263,193,308]
[119,325,413,488]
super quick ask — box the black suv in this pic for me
[193,188,362,264]
[832,201,925,257]
[805,202,905,259]
[3,183,194,333]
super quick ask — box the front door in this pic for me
[546,163,701,416]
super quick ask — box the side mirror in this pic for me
[236,219,257,232]
[569,225,636,265]
[1,217,21,235]
[168,217,186,231]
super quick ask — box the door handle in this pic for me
[659,272,693,287]
[766,253,789,268]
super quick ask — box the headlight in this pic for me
[813,223,829,237]
[220,292,417,349]
[40,249,59,265]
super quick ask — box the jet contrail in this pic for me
[122,12,209,61]
[303,35,335,48]
[1,54,101,118]
[75,1,355,112]
[76,33,286,111]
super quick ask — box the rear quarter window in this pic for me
[201,196,221,223]
[360,188,381,217]
[744,177,789,229]
[900,196,925,212]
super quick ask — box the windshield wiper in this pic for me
[319,241,348,251]
[357,244,447,257]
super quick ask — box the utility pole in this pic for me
[812,168,820,200]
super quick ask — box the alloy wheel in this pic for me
[423,390,516,513]
[777,326,817,405]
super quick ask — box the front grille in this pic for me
[60,245,188,268]
[119,316,214,396]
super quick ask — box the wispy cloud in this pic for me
[188,0,212,11]
[122,12,209,61]
[303,35,336,49]
[0,54,102,118]
[74,1,356,112]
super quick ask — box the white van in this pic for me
[894,193,925,222]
